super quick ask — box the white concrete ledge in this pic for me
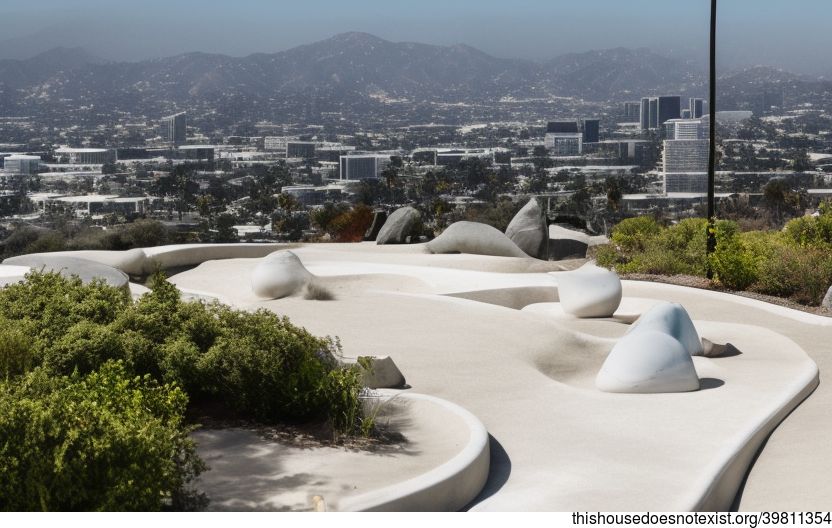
[337,392,490,512]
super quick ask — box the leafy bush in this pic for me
[754,241,832,305]
[0,361,204,511]
[597,217,707,276]
[598,214,832,307]
[198,309,343,421]
[708,220,759,290]
[783,213,832,250]
[0,267,377,510]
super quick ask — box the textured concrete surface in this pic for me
[160,242,826,511]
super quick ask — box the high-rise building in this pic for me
[663,117,709,193]
[624,102,641,121]
[161,112,186,145]
[649,98,659,129]
[640,98,652,130]
[664,117,709,140]
[657,96,681,127]
[582,119,600,143]
[546,121,579,134]
[689,98,704,119]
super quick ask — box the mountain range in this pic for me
[0,32,826,126]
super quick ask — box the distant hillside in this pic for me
[0,32,822,127]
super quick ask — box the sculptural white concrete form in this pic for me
[596,301,701,393]
[626,301,705,356]
[505,198,548,260]
[596,330,701,393]
[426,221,528,258]
[555,262,622,318]
[250,250,314,299]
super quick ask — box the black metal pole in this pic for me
[707,0,717,279]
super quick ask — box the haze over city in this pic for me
[2,0,832,76]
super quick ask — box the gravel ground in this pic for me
[622,273,832,318]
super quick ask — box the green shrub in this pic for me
[42,321,126,377]
[708,220,759,290]
[598,217,708,277]
[754,242,832,305]
[783,214,832,249]
[0,319,34,381]
[0,361,204,511]
[198,310,342,421]
[609,216,663,252]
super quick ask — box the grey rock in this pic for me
[4,254,130,291]
[505,198,548,260]
[364,211,388,241]
[376,206,422,245]
[823,285,832,312]
[426,221,528,258]
[548,225,590,260]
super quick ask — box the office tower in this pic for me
[624,102,641,121]
[689,98,704,119]
[649,98,659,129]
[657,96,681,127]
[640,98,652,130]
[161,112,186,145]
[546,121,579,134]
[663,117,709,193]
[582,119,600,144]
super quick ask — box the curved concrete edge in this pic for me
[41,243,293,276]
[337,392,490,512]
[444,285,560,310]
[622,280,832,327]
[142,243,292,272]
[685,360,820,511]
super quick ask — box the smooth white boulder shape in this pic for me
[505,198,548,260]
[627,301,704,356]
[596,330,701,393]
[251,250,314,299]
[556,263,622,318]
[426,221,528,258]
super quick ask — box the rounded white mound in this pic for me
[426,221,528,258]
[251,250,313,299]
[555,263,622,318]
[596,330,700,393]
[627,301,704,356]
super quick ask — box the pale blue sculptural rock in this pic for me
[596,330,700,394]
[626,301,704,356]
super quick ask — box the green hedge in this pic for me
[597,212,832,306]
[0,269,368,510]
[0,361,204,511]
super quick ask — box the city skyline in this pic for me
[2,0,832,76]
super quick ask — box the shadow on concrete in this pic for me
[699,377,725,390]
[458,434,511,511]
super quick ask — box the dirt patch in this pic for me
[187,400,406,453]
[622,273,831,318]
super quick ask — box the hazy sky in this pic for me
[2,0,831,74]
